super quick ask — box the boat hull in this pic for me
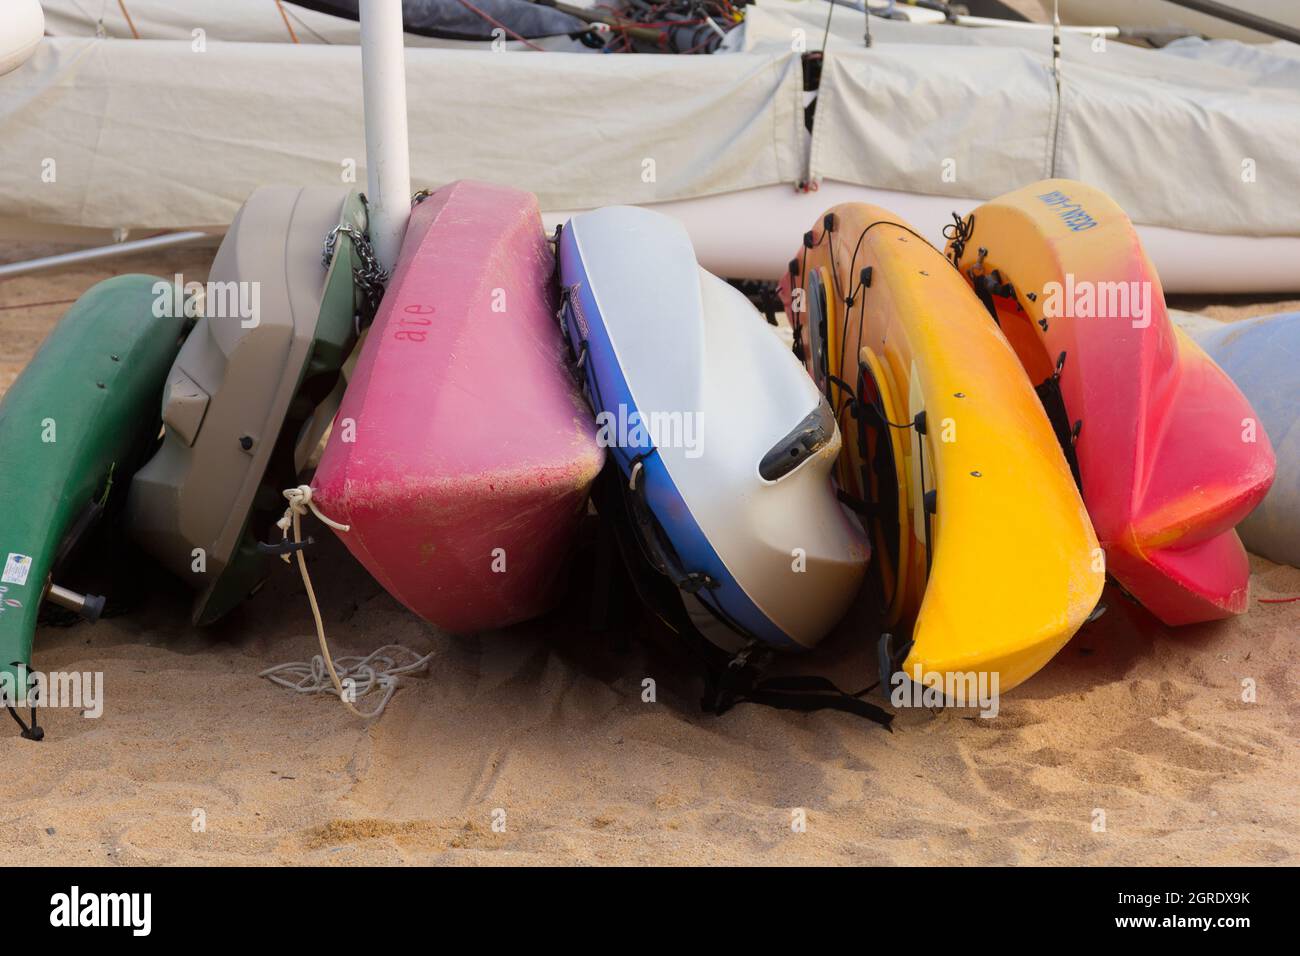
[127,187,364,624]
[560,206,868,651]
[0,0,42,78]
[0,275,186,688]
[781,203,1104,691]
[949,180,1276,624]
[312,181,604,633]
[1177,311,1298,569]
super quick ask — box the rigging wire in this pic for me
[273,0,301,43]
[456,0,549,51]
[116,0,140,39]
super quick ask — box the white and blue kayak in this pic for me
[558,207,869,652]
[1175,311,1298,568]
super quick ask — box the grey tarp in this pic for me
[742,6,1300,236]
[2,7,1298,238]
[0,37,806,232]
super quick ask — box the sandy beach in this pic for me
[0,239,1296,866]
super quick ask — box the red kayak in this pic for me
[312,180,604,632]
[948,180,1275,624]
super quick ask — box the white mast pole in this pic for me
[359,0,411,274]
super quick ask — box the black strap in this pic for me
[7,705,44,741]
[706,652,894,730]
[583,416,895,731]
[742,681,893,728]
[1034,370,1084,490]
[971,272,1002,325]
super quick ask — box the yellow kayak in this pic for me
[779,203,1104,692]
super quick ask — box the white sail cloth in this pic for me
[1,14,1297,250]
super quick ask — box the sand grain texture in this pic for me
[0,242,1296,866]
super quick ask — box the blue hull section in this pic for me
[558,225,800,649]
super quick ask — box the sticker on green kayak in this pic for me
[2,553,32,587]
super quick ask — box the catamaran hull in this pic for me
[0,0,41,78]
[1175,311,1299,569]
[545,181,1300,294]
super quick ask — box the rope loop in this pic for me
[262,486,428,721]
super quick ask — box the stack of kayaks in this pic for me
[311,180,605,632]
[779,204,1105,692]
[946,181,1276,624]
[1171,311,1298,569]
[5,167,1285,738]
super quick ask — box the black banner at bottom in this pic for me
[1,865,1280,941]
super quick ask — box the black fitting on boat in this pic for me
[803,231,815,249]
[836,489,872,515]
[257,537,315,556]
[860,266,873,289]
[6,705,43,742]
[759,401,837,482]
[788,258,800,278]
[823,213,837,233]
[914,410,928,435]
[680,572,718,595]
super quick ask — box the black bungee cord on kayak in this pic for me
[944,212,1086,489]
[588,449,894,728]
[943,211,975,266]
[557,260,761,644]
[841,220,950,652]
[791,218,936,568]
[788,218,947,701]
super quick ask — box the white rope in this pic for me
[276,483,350,537]
[259,645,434,718]
[261,485,431,720]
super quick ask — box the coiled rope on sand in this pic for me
[260,485,433,720]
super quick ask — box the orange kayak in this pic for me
[946,180,1275,624]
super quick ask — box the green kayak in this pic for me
[0,275,187,736]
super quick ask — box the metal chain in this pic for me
[322,222,388,323]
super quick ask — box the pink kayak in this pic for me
[312,180,604,632]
